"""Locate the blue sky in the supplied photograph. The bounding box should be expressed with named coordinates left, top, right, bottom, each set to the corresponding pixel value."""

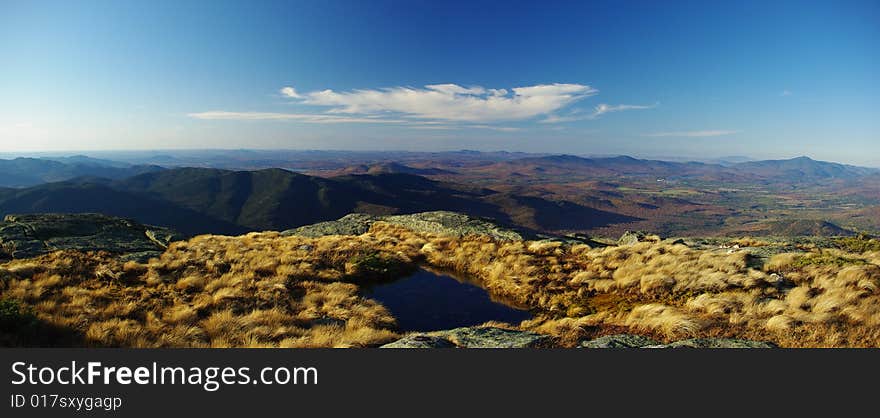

left=1, top=0, right=877, bottom=165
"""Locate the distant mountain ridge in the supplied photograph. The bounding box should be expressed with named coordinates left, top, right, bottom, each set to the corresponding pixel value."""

left=733, top=156, right=875, bottom=180
left=3, top=152, right=873, bottom=186
left=0, top=167, right=638, bottom=236
left=0, top=181, right=247, bottom=236
left=0, top=152, right=875, bottom=238
left=329, top=162, right=455, bottom=176
left=496, top=154, right=876, bottom=182
left=735, top=219, right=856, bottom=237
left=0, top=157, right=164, bottom=188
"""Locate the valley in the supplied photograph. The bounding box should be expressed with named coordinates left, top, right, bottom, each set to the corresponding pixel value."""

left=1, top=151, right=877, bottom=239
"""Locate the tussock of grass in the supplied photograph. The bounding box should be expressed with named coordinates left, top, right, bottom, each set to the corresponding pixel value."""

left=0, top=233, right=416, bottom=347
left=729, top=237, right=772, bottom=247
left=2, top=220, right=880, bottom=347
left=398, top=222, right=880, bottom=347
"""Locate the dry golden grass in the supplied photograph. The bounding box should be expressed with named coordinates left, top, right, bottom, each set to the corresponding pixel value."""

left=2, top=221, right=879, bottom=347
left=386, top=222, right=880, bottom=347
left=0, top=232, right=415, bottom=347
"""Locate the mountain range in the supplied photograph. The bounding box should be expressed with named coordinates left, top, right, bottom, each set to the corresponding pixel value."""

left=476, top=154, right=875, bottom=183
left=0, top=156, right=163, bottom=188
left=0, top=167, right=636, bottom=236
left=0, top=152, right=876, bottom=237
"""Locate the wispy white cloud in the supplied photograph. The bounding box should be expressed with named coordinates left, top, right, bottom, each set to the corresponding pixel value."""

left=195, top=82, right=659, bottom=132
left=424, top=84, right=490, bottom=96
left=540, top=112, right=585, bottom=124
left=187, top=111, right=407, bottom=124
left=280, top=86, right=302, bottom=99
left=282, top=83, right=597, bottom=123
left=406, top=124, right=521, bottom=132
left=541, top=102, right=657, bottom=123
left=406, top=125, right=457, bottom=130
left=592, top=103, right=657, bottom=118
left=642, top=130, right=740, bottom=138
left=187, top=111, right=525, bottom=132
left=467, top=125, right=521, bottom=132
left=780, top=90, right=793, bottom=97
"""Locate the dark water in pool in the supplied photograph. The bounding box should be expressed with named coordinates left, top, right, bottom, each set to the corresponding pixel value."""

left=362, top=268, right=532, bottom=332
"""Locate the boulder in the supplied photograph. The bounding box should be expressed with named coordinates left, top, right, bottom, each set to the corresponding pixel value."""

left=618, top=231, right=660, bottom=246
left=284, top=211, right=531, bottom=241
left=381, top=212, right=527, bottom=241
left=282, top=213, right=378, bottom=238
left=380, top=326, right=550, bottom=348
left=578, top=334, right=775, bottom=349
left=430, top=327, right=549, bottom=348
left=380, top=335, right=456, bottom=348
left=0, top=213, right=182, bottom=260
left=579, top=334, right=661, bottom=348
left=646, top=338, right=777, bottom=349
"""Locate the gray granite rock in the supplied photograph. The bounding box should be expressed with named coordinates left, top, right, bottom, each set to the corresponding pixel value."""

left=578, top=334, right=776, bottom=349
left=284, top=211, right=531, bottom=241
left=579, top=334, right=661, bottom=348
left=380, top=335, right=456, bottom=348
left=618, top=231, right=650, bottom=246
left=381, top=326, right=550, bottom=348
left=430, top=327, right=548, bottom=348
left=0, top=213, right=182, bottom=260
left=646, top=338, right=777, bottom=349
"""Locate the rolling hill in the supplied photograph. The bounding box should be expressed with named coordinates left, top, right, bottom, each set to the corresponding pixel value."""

left=727, top=219, right=856, bottom=237
left=0, top=157, right=164, bottom=188
left=2, top=152, right=874, bottom=238
left=115, top=168, right=380, bottom=231
left=0, top=181, right=246, bottom=236
left=0, top=168, right=638, bottom=236
left=732, top=156, right=876, bottom=180
left=468, top=154, right=876, bottom=183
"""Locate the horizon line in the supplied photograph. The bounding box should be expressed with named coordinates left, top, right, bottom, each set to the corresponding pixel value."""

left=0, top=149, right=877, bottom=168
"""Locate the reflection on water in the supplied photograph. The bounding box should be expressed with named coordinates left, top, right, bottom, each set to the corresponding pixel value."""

left=362, top=268, right=532, bottom=332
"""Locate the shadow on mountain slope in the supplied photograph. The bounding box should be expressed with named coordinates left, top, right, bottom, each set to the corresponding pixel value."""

left=1, top=168, right=639, bottom=236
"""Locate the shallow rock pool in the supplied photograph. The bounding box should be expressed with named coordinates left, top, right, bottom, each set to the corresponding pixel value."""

left=363, top=268, right=532, bottom=332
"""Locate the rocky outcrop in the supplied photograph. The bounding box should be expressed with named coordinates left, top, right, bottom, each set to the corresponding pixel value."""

left=0, top=213, right=182, bottom=261
left=380, top=326, right=549, bottom=348
left=285, top=211, right=610, bottom=245
left=283, top=213, right=377, bottom=238
left=618, top=231, right=661, bottom=246
left=380, top=335, right=457, bottom=348
left=645, top=338, right=777, bottom=349
left=384, top=330, right=776, bottom=349
left=579, top=334, right=660, bottom=348
left=284, top=211, right=531, bottom=241
left=578, top=334, right=776, bottom=349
